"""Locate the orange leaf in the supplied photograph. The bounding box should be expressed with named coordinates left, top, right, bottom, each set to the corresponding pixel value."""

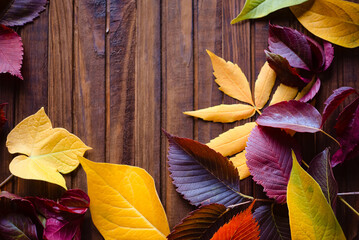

left=254, top=62, right=276, bottom=109
left=210, top=201, right=259, bottom=240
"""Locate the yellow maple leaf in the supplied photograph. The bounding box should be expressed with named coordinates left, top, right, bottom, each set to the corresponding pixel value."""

left=6, top=107, right=91, bottom=189
left=79, top=157, right=170, bottom=240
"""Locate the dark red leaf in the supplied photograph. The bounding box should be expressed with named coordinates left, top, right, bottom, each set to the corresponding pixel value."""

left=253, top=204, right=290, bottom=240
left=44, top=218, right=82, bottom=240
left=0, top=0, right=47, bottom=27
left=256, top=100, right=322, bottom=133
left=321, top=87, right=358, bottom=127
left=0, top=103, right=7, bottom=129
left=308, top=148, right=338, bottom=208
left=323, top=42, right=334, bottom=71
left=0, top=24, right=23, bottom=79
left=298, top=78, right=321, bottom=103
left=335, top=97, right=359, bottom=136
left=164, top=131, right=246, bottom=207
left=245, top=126, right=301, bottom=203
left=305, top=36, right=325, bottom=72
left=0, top=213, right=38, bottom=240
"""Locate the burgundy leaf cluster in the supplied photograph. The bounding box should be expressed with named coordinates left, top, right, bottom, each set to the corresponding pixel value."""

left=0, top=189, right=89, bottom=240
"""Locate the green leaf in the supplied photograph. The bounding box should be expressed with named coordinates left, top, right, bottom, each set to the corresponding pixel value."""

left=231, top=0, right=308, bottom=24
left=287, top=152, right=345, bottom=240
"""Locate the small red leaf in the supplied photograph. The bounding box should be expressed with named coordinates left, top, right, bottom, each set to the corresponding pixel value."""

left=298, top=78, right=321, bottom=103
left=256, top=100, right=322, bottom=133
left=0, top=103, right=7, bottom=129
left=210, top=202, right=259, bottom=240
left=323, top=42, right=334, bottom=71
left=0, top=25, right=23, bottom=79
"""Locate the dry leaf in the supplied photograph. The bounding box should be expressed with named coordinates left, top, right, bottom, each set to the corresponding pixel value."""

left=230, top=150, right=250, bottom=180
left=254, top=61, right=276, bottom=109
left=270, top=84, right=298, bottom=105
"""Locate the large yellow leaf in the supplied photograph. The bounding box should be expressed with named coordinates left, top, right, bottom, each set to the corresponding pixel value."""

left=287, top=153, right=345, bottom=240
left=230, top=150, right=250, bottom=180
left=6, top=108, right=91, bottom=189
left=184, top=104, right=255, bottom=123
left=254, top=62, right=276, bottom=109
left=270, top=84, right=298, bottom=105
left=79, top=157, right=170, bottom=240
left=207, top=122, right=256, bottom=157
left=207, top=50, right=254, bottom=105
left=291, top=0, right=359, bottom=48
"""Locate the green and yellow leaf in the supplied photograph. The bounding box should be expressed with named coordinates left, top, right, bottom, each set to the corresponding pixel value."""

left=230, top=150, right=250, bottom=180
left=254, top=61, right=276, bottom=109
left=287, top=152, right=345, bottom=240
left=79, top=157, right=170, bottom=240
left=270, top=84, right=298, bottom=105
left=6, top=108, right=91, bottom=189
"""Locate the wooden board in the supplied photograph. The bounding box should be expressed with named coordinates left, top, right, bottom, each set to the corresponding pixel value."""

left=0, top=1, right=358, bottom=239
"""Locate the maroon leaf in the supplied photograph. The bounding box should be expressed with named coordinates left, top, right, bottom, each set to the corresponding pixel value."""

left=0, top=213, right=39, bottom=240
left=164, top=131, right=246, bottom=207
left=298, top=78, right=321, bottom=103
left=253, top=204, right=290, bottom=240
left=245, top=126, right=301, bottom=203
left=0, top=0, right=47, bottom=27
left=0, top=103, right=7, bottom=129
left=308, top=148, right=338, bottom=208
left=323, top=42, right=334, bottom=71
left=44, top=218, right=82, bottom=240
left=256, top=100, right=322, bottom=133
left=305, top=36, right=325, bottom=72
left=335, top=97, right=359, bottom=136
left=321, top=87, right=358, bottom=127
left=0, top=24, right=23, bottom=79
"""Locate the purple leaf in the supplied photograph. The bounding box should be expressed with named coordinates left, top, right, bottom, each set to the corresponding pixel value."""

left=298, top=78, right=321, bottom=103
left=0, top=0, right=47, bottom=27
left=164, top=131, right=245, bottom=207
left=44, top=218, right=82, bottom=240
left=245, top=126, right=301, bottom=203
left=308, top=148, right=338, bottom=208
left=335, top=97, right=359, bottom=136
left=253, top=204, right=290, bottom=240
left=321, top=87, right=358, bottom=127
left=305, top=36, right=325, bottom=72
left=0, top=213, right=38, bottom=240
left=256, top=100, right=322, bottom=133
left=268, top=23, right=313, bottom=71
left=323, top=42, right=334, bottom=71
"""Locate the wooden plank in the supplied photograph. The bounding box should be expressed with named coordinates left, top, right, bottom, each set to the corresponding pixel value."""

left=135, top=0, right=161, bottom=191
left=161, top=0, right=195, bottom=228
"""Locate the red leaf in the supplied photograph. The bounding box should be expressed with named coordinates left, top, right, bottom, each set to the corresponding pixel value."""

left=0, top=25, right=23, bottom=79
left=0, top=103, right=7, bottom=129
left=164, top=131, right=246, bottom=207
left=256, top=100, right=322, bottom=133
left=298, top=78, right=321, bottom=103
left=245, top=126, right=301, bottom=203
left=210, top=202, right=259, bottom=240
left=323, top=42, right=334, bottom=71
left=0, top=213, right=39, bottom=240
left=0, top=0, right=47, bottom=27
left=321, top=87, right=358, bottom=127
left=335, top=97, right=359, bottom=136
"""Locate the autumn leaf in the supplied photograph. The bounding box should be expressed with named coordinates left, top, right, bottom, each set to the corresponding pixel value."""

left=6, top=107, right=91, bottom=189
left=254, top=61, right=276, bottom=109
left=0, top=103, right=7, bottom=129
left=165, top=131, right=249, bottom=207
left=269, top=84, right=298, bottom=105
left=210, top=202, right=259, bottom=240
left=230, top=151, right=250, bottom=180
left=291, top=0, right=359, bottom=48
left=231, top=0, right=307, bottom=24
left=295, top=78, right=321, bottom=103
left=0, top=213, right=39, bottom=240
left=0, top=24, right=23, bottom=80
left=245, top=125, right=301, bottom=203
left=287, top=152, right=345, bottom=239
left=0, top=0, right=47, bottom=27
left=79, top=157, right=170, bottom=240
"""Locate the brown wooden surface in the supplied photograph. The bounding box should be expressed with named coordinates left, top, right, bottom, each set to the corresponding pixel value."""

left=0, top=1, right=359, bottom=239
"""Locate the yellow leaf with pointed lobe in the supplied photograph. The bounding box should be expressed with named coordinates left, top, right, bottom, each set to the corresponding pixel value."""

left=79, top=157, right=170, bottom=240
left=207, top=122, right=256, bottom=157
left=207, top=50, right=254, bottom=105
left=184, top=104, right=255, bottom=123
left=6, top=108, right=91, bottom=189
left=287, top=152, right=345, bottom=240
left=230, top=150, right=250, bottom=180
left=291, top=0, right=359, bottom=48
left=270, top=84, right=298, bottom=105
left=254, top=62, right=276, bottom=109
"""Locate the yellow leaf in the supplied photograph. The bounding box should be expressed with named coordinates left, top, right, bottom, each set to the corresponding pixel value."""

left=291, top=0, right=359, bottom=48
left=287, top=152, right=346, bottom=240
left=6, top=108, right=91, bottom=189
left=230, top=150, right=250, bottom=180
left=207, top=50, right=254, bottom=105
left=254, top=62, right=276, bottom=109
left=79, top=157, right=170, bottom=240
left=184, top=104, right=255, bottom=123
left=207, top=122, right=256, bottom=157
left=270, top=84, right=298, bottom=105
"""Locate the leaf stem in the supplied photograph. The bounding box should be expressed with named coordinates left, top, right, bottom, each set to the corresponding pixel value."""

left=319, top=129, right=341, bottom=147
left=338, top=192, right=359, bottom=196
left=301, top=160, right=309, bottom=168
left=0, top=174, right=14, bottom=189
left=228, top=200, right=253, bottom=209
left=339, top=196, right=359, bottom=217
left=254, top=107, right=262, bottom=115
left=239, top=192, right=254, bottom=200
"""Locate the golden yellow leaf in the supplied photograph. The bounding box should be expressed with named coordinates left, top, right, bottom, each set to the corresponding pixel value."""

left=184, top=104, right=255, bottom=123
left=270, top=84, right=298, bottom=105
left=207, top=50, right=254, bottom=105
left=230, top=150, right=250, bottom=180
left=79, top=157, right=170, bottom=240
left=291, top=0, right=359, bottom=48
left=254, top=62, right=276, bottom=109
left=207, top=122, right=256, bottom=157
left=6, top=108, right=91, bottom=189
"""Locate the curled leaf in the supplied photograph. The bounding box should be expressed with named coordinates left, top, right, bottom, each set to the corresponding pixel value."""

left=295, top=78, right=321, bottom=103
left=254, top=62, right=276, bottom=109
